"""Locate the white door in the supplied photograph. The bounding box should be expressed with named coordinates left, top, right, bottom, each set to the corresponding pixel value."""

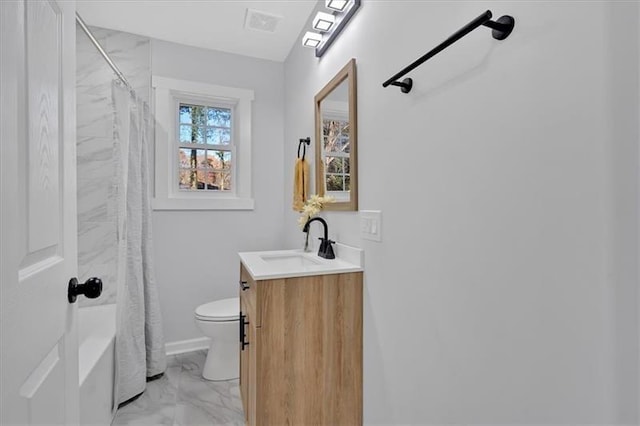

left=1, top=0, right=80, bottom=424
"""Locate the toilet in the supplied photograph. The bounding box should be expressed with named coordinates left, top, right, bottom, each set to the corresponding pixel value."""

left=194, top=297, right=240, bottom=381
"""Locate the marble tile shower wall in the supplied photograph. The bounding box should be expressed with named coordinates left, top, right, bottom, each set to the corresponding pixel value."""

left=76, top=27, right=151, bottom=307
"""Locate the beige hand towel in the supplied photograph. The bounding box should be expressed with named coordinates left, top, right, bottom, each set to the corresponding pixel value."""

left=292, top=158, right=310, bottom=211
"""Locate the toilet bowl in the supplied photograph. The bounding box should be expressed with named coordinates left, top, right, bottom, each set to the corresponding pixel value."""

left=194, top=297, right=239, bottom=381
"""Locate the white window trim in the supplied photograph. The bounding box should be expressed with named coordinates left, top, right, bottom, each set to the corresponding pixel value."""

left=152, top=76, right=254, bottom=210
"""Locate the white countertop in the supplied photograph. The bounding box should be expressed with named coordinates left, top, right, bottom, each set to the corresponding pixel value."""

left=239, top=244, right=364, bottom=281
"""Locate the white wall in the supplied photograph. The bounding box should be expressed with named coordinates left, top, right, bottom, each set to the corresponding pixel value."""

left=151, top=40, right=285, bottom=343
left=283, top=1, right=639, bottom=424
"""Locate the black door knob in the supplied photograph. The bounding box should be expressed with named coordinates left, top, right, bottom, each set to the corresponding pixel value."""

left=68, top=277, right=103, bottom=303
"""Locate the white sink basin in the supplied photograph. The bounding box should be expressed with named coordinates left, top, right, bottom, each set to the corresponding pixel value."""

left=259, top=254, right=321, bottom=268
left=239, top=247, right=363, bottom=280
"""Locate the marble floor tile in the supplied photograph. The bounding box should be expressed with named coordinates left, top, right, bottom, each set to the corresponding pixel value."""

left=111, top=350, right=244, bottom=426
left=176, top=375, right=243, bottom=425
left=111, top=365, right=181, bottom=426
left=112, top=404, right=176, bottom=426
left=173, top=401, right=243, bottom=426
left=166, top=354, right=181, bottom=368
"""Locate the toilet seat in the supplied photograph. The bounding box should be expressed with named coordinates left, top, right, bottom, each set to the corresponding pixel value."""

left=195, top=297, right=239, bottom=322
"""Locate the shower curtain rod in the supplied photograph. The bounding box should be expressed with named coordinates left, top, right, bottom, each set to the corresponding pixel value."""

left=75, top=12, right=133, bottom=90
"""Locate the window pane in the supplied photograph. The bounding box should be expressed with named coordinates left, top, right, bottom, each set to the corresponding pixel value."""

left=179, top=124, right=191, bottom=143
left=179, top=104, right=207, bottom=125
left=196, top=171, right=232, bottom=191
left=326, top=174, right=344, bottom=191
left=326, top=157, right=342, bottom=174
left=344, top=158, right=350, bottom=173
left=179, top=169, right=195, bottom=190
left=179, top=105, right=192, bottom=124
left=208, top=150, right=231, bottom=170
left=180, top=125, right=204, bottom=143
left=178, top=148, right=206, bottom=169
left=345, top=175, right=351, bottom=191
left=213, top=172, right=232, bottom=191
left=201, top=170, right=218, bottom=190
left=207, top=107, right=231, bottom=127
left=178, top=168, right=210, bottom=191
left=178, top=149, right=192, bottom=168
left=193, top=107, right=207, bottom=126
left=195, top=170, right=209, bottom=190
left=180, top=167, right=223, bottom=191
left=194, top=127, right=205, bottom=143
left=205, top=128, right=231, bottom=145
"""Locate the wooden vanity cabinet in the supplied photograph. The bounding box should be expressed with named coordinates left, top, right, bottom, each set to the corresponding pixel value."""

left=239, top=263, right=363, bottom=426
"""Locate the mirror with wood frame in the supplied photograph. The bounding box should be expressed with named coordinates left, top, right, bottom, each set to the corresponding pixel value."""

left=315, top=58, right=357, bottom=211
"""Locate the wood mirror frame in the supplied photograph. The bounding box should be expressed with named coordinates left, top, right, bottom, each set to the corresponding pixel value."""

left=314, top=58, right=358, bottom=211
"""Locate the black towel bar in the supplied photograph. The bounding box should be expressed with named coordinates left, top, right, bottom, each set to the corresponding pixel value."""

left=382, top=10, right=515, bottom=94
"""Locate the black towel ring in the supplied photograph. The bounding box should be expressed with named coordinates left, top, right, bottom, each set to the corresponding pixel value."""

left=298, top=137, right=311, bottom=160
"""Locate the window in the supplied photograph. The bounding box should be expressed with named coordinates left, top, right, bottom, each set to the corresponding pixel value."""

left=323, top=116, right=350, bottom=195
left=321, top=108, right=350, bottom=202
left=152, top=76, right=254, bottom=210
left=177, top=103, right=232, bottom=192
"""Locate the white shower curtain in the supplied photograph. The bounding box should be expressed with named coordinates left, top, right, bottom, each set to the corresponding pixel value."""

left=112, top=80, right=167, bottom=407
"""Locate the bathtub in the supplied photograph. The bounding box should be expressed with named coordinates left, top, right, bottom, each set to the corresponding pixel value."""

left=78, top=304, right=116, bottom=426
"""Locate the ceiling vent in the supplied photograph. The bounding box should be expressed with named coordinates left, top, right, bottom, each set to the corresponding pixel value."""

left=244, top=8, right=282, bottom=33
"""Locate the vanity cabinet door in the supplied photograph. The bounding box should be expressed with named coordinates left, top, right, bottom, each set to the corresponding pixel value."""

left=239, top=297, right=249, bottom=421
left=240, top=264, right=258, bottom=424
left=247, top=320, right=257, bottom=426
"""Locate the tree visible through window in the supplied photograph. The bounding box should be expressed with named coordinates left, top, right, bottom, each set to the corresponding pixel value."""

left=178, top=103, right=232, bottom=191
left=322, top=117, right=350, bottom=192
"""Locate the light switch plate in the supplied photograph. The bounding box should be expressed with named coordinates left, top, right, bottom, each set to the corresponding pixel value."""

left=360, top=210, right=382, bottom=242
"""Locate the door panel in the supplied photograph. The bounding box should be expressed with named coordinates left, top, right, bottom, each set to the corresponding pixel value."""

left=26, top=0, right=61, bottom=251
left=19, top=343, right=65, bottom=425
left=1, top=0, right=79, bottom=424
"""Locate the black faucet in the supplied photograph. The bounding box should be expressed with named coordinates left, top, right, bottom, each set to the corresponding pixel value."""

left=302, top=217, right=335, bottom=259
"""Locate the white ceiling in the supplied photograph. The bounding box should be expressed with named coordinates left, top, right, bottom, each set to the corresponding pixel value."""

left=76, top=1, right=318, bottom=62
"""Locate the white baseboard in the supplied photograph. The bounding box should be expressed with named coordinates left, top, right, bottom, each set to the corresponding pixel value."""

left=165, top=337, right=211, bottom=356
